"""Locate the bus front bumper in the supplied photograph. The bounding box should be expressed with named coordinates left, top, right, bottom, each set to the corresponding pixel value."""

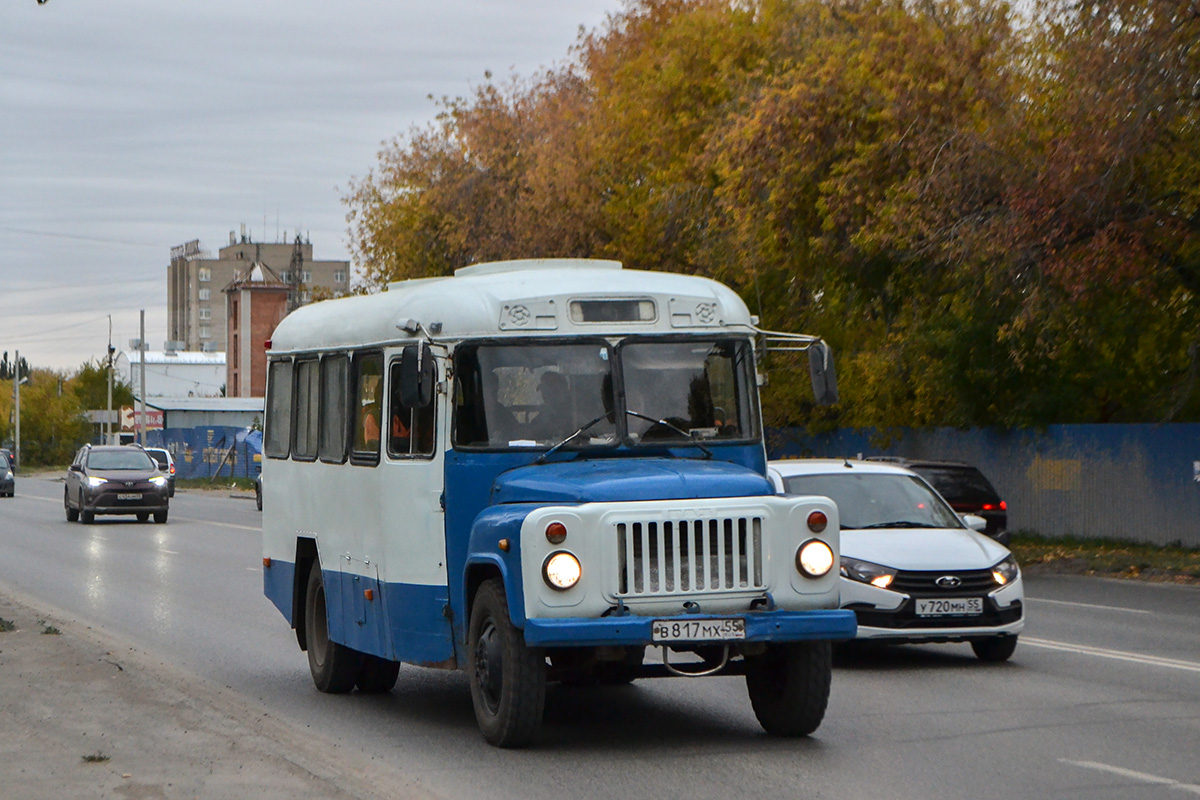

left=522, top=608, right=857, bottom=648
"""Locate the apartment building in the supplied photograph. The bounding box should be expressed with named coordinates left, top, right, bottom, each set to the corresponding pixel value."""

left=167, top=227, right=350, bottom=352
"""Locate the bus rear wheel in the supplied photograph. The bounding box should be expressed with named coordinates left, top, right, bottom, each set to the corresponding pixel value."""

left=745, top=641, right=832, bottom=737
left=468, top=578, right=545, bottom=747
left=305, top=565, right=363, bottom=693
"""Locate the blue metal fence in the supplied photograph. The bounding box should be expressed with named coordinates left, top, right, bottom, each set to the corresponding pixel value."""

left=144, top=426, right=263, bottom=480
left=770, top=424, right=1200, bottom=547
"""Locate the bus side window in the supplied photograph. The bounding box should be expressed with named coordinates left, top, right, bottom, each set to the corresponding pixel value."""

left=389, top=354, right=437, bottom=458
left=292, top=359, right=320, bottom=460
left=319, top=354, right=350, bottom=464
left=265, top=359, right=293, bottom=459
left=352, top=352, right=384, bottom=465
left=387, top=359, right=413, bottom=457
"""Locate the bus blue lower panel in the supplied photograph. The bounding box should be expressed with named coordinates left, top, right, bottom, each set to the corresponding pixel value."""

left=263, top=561, right=455, bottom=666
left=522, top=609, right=857, bottom=648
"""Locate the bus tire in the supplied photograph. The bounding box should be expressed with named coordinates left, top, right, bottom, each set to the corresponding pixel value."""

left=305, top=565, right=363, bottom=693
left=65, top=489, right=78, bottom=522
left=468, top=578, right=545, bottom=748
left=355, top=655, right=401, bottom=694
left=745, top=641, right=832, bottom=737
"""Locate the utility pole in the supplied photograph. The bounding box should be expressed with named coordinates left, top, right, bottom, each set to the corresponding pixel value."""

left=138, top=309, right=147, bottom=446
left=106, top=315, right=114, bottom=444
left=13, top=349, right=20, bottom=470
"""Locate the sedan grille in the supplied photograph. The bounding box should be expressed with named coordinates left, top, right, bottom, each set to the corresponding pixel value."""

left=890, top=568, right=999, bottom=596
left=616, top=517, right=764, bottom=597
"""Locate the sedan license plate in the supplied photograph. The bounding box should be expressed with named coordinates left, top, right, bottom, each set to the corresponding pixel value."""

left=651, top=618, right=745, bottom=643
left=116, top=492, right=141, bottom=501
left=916, top=597, right=983, bottom=617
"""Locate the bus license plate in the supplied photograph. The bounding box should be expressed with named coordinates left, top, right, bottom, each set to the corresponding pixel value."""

left=916, top=597, right=983, bottom=617
left=117, top=493, right=141, bottom=501
left=651, top=618, right=745, bottom=642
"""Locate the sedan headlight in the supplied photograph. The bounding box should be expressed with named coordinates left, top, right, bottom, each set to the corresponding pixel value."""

left=992, top=555, right=1020, bottom=586
left=841, top=557, right=898, bottom=590
left=150, top=476, right=168, bottom=487
left=543, top=552, right=582, bottom=591
left=86, top=476, right=107, bottom=488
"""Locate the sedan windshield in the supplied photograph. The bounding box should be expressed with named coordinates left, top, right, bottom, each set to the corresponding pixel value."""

left=782, top=473, right=962, bottom=530
left=87, top=450, right=156, bottom=470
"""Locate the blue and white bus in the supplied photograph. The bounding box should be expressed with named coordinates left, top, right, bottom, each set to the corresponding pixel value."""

left=261, top=259, right=855, bottom=746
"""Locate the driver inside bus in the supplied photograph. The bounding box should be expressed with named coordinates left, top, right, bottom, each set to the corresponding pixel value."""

left=530, top=370, right=571, bottom=440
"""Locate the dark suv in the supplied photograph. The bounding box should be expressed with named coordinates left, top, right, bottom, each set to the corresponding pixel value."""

left=867, top=457, right=1008, bottom=543
left=65, top=444, right=170, bottom=524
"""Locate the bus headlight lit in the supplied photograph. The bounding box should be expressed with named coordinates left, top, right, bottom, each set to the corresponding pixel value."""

left=543, top=552, right=582, bottom=591
left=796, top=539, right=835, bottom=578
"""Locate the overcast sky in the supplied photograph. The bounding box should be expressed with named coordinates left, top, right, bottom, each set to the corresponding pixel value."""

left=0, top=0, right=622, bottom=373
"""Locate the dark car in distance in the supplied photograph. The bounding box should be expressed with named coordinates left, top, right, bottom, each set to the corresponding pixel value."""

left=0, top=452, right=13, bottom=497
left=867, top=458, right=1008, bottom=543
left=64, top=444, right=170, bottom=524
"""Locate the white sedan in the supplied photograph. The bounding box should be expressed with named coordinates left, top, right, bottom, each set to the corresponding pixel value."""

left=769, top=459, right=1024, bottom=661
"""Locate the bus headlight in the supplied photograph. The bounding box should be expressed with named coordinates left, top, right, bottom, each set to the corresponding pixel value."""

left=796, top=539, right=835, bottom=578
left=543, top=552, right=582, bottom=591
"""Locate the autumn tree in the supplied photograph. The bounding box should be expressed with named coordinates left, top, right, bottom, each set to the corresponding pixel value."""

left=343, top=0, right=1200, bottom=428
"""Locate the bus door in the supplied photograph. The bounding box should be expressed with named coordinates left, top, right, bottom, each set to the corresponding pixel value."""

left=377, top=345, right=453, bottom=664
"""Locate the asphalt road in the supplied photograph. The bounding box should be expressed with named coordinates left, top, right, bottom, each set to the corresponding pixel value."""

left=2, top=474, right=1198, bottom=800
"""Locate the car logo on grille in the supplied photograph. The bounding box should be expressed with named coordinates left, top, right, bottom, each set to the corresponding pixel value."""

left=125, top=481, right=134, bottom=488
left=935, top=575, right=962, bottom=588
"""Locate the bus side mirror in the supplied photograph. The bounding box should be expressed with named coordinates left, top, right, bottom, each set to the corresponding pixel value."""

left=808, top=341, right=839, bottom=406
left=399, top=343, right=436, bottom=408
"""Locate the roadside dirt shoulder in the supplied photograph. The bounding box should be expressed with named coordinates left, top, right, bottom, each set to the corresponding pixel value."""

left=0, top=589, right=440, bottom=800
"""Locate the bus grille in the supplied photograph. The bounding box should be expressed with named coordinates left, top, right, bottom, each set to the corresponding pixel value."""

left=616, top=517, right=764, bottom=597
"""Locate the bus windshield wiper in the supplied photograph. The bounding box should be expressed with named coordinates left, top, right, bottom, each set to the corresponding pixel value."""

left=625, top=410, right=713, bottom=459
left=535, top=413, right=612, bottom=464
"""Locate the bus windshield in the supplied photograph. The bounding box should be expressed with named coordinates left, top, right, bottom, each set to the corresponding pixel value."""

left=453, top=337, right=757, bottom=450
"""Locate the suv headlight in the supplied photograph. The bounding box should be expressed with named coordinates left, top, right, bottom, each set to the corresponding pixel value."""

left=150, top=476, right=168, bottom=488
left=841, top=557, right=897, bottom=590
left=86, top=476, right=107, bottom=488
left=992, top=555, right=1020, bottom=586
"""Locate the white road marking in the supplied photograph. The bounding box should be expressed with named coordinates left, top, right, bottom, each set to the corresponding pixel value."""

left=171, top=517, right=260, bottom=532
left=17, top=496, right=260, bottom=532
left=1059, top=759, right=1200, bottom=795
left=1025, top=637, right=1200, bottom=674
left=1026, top=596, right=1150, bottom=614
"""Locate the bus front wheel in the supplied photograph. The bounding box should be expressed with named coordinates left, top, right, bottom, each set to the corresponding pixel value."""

left=745, top=641, right=832, bottom=737
left=467, top=578, right=546, bottom=748
left=304, top=565, right=363, bottom=693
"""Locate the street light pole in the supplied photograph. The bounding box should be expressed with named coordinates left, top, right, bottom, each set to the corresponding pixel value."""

left=138, top=309, right=147, bottom=446
left=13, top=349, right=20, bottom=470
left=106, top=315, right=114, bottom=445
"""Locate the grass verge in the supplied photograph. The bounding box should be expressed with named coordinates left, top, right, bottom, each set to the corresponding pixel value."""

left=1010, top=532, right=1200, bottom=585
left=175, top=476, right=257, bottom=492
